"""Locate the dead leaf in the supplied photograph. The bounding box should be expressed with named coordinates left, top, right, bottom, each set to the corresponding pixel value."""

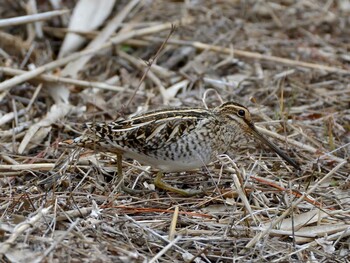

left=58, top=0, right=116, bottom=58
left=18, top=103, right=71, bottom=154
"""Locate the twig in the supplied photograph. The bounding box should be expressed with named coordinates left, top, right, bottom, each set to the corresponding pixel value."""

left=250, top=175, right=326, bottom=208
left=0, top=10, right=69, bottom=28
left=273, top=227, right=350, bottom=262
left=0, top=206, right=52, bottom=255
left=55, top=207, right=93, bottom=222
left=140, top=37, right=350, bottom=75
left=0, top=22, right=181, bottom=92
left=148, top=236, right=182, bottom=263
left=125, top=215, right=192, bottom=256
left=0, top=163, right=55, bottom=172
left=125, top=24, right=176, bottom=108
left=169, top=206, right=179, bottom=241
left=31, top=219, right=80, bottom=263
left=0, top=66, right=142, bottom=94
left=245, top=160, right=347, bottom=248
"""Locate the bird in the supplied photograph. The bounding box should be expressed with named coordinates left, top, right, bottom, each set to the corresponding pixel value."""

left=63, top=102, right=300, bottom=196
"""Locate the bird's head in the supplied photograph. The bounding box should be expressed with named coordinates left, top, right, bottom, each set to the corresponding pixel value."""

left=215, top=102, right=300, bottom=170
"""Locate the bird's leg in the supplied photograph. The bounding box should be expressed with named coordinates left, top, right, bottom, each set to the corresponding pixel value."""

left=116, top=155, right=203, bottom=196
left=116, top=153, right=124, bottom=185
left=116, top=153, right=153, bottom=195
left=154, top=172, right=206, bottom=196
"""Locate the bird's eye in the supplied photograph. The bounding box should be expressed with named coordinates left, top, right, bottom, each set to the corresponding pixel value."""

left=237, top=109, right=245, bottom=117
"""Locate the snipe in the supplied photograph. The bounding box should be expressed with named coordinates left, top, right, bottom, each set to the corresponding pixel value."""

left=63, top=102, right=299, bottom=195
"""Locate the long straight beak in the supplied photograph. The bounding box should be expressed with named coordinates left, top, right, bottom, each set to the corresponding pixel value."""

left=250, top=125, right=300, bottom=170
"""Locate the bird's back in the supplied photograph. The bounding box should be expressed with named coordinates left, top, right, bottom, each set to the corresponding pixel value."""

left=73, top=107, right=224, bottom=172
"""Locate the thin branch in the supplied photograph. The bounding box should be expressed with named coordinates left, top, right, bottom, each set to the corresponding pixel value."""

left=0, top=10, right=69, bottom=28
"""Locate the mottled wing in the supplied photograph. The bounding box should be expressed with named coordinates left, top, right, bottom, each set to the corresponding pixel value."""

left=85, top=108, right=209, bottom=152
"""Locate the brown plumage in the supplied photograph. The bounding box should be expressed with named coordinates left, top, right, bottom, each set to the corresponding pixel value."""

left=67, top=102, right=299, bottom=172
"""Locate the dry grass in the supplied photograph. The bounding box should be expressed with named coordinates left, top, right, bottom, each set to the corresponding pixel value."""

left=0, top=1, right=349, bottom=262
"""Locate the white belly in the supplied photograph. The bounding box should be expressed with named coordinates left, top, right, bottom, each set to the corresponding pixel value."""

left=124, top=150, right=211, bottom=172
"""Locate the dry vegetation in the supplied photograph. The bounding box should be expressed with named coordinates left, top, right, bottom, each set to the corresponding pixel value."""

left=0, top=0, right=350, bottom=262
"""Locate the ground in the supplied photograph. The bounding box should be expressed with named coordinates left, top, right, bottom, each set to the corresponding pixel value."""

left=0, top=1, right=349, bottom=262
